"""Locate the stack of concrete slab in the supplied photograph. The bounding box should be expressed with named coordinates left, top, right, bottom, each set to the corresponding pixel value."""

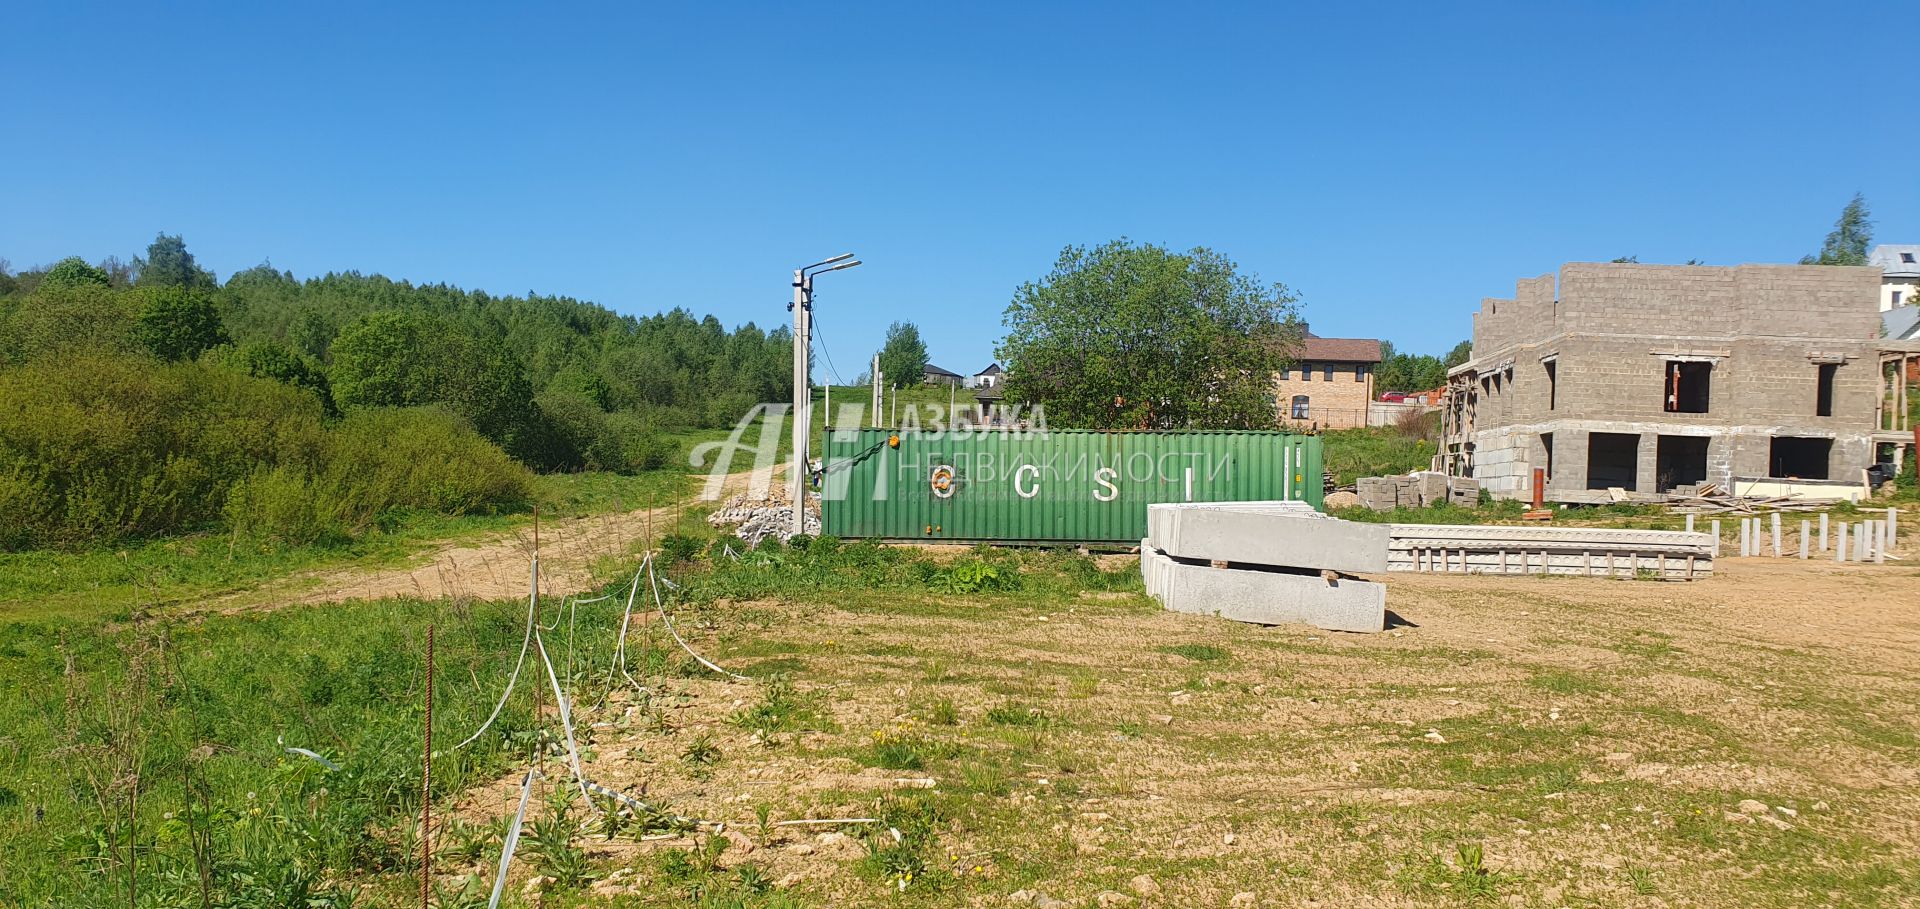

left=1387, top=524, right=1714, bottom=579
left=1142, top=502, right=1389, bottom=633
left=1356, top=473, right=1478, bottom=512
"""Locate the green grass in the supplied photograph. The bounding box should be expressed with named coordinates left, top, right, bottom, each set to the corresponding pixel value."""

left=0, top=588, right=605, bottom=907
left=1321, top=425, right=1439, bottom=485
left=1157, top=643, right=1231, bottom=662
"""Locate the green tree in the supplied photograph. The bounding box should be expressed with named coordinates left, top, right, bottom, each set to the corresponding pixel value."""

left=1442, top=340, right=1473, bottom=369
left=220, top=339, right=333, bottom=412
left=135, top=233, right=218, bottom=288
left=877, top=321, right=929, bottom=389
left=41, top=256, right=110, bottom=289
left=998, top=239, right=1301, bottom=429
left=330, top=311, right=568, bottom=469
left=1801, top=193, right=1873, bottom=266
left=132, top=286, right=230, bottom=361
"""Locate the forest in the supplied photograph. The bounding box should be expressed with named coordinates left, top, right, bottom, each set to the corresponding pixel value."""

left=0, top=234, right=793, bottom=549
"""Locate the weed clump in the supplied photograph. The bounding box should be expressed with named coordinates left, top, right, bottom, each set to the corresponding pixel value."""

left=729, top=677, right=836, bottom=735
left=1158, top=643, right=1231, bottom=662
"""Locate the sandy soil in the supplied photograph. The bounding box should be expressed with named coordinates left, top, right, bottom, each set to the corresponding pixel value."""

left=255, top=469, right=766, bottom=607
left=437, top=552, right=1920, bottom=908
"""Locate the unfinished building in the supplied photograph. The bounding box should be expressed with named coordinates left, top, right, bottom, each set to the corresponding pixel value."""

left=1441, top=263, right=1915, bottom=503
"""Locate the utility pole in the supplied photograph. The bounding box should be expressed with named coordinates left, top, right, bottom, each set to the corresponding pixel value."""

left=790, top=269, right=810, bottom=537
left=790, top=254, right=862, bottom=537
left=872, top=353, right=882, bottom=426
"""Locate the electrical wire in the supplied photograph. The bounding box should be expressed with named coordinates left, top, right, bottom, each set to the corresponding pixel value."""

left=808, top=310, right=849, bottom=386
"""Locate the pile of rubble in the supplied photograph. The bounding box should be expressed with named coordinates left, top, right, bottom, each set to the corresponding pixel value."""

left=1355, top=471, right=1478, bottom=512
left=706, top=486, right=821, bottom=546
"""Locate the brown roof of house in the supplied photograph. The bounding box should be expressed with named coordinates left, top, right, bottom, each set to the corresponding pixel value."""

left=1298, top=337, right=1382, bottom=363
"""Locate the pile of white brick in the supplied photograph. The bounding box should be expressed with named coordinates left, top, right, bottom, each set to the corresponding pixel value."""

left=1141, top=502, right=1389, bottom=633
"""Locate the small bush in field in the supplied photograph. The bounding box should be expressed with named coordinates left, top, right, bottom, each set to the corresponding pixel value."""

left=659, top=534, right=703, bottom=563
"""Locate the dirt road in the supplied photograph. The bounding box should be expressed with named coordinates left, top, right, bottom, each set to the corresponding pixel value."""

left=279, top=468, right=764, bottom=606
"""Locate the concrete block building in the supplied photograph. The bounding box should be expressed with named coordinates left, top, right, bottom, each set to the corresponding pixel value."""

left=1441, top=262, right=1912, bottom=503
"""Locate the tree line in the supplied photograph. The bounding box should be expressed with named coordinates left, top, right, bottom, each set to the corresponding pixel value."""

left=0, top=234, right=793, bottom=548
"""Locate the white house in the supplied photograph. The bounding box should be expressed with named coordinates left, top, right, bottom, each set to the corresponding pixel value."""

left=967, top=363, right=1004, bottom=390
left=1869, top=244, right=1920, bottom=311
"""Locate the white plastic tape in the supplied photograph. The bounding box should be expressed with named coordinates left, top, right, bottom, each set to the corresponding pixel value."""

left=454, top=558, right=541, bottom=751
left=488, top=769, right=542, bottom=909
left=649, top=558, right=748, bottom=681
left=533, top=628, right=594, bottom=807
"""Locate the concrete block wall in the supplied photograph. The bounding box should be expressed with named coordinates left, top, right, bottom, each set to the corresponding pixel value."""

left=1453, top=262, right=1886, bottom=498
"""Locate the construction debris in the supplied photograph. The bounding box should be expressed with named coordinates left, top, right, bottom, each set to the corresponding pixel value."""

left=1664, top=492, right=1840, bottom=515
left=706, top=486, right=821, bottom=545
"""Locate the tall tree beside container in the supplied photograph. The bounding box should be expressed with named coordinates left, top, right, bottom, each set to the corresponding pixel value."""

left=998, top=239, right=1303, bottom=429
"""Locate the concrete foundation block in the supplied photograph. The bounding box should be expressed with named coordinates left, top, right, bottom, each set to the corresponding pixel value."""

left=1147, top=502, right=1389, bottom=574
left=1141, top=545, right=1385, bottom=633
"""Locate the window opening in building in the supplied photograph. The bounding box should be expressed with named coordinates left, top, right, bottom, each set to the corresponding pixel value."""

left=1663, top=361, right=1710, bottom=413
left=1586, top=432, right=1640, bottom=491
left=1290, top=395, right=1310, bottom=420
left=1655, top=435, right=1709, bottom=491
left=1544, top=360, right=1557, bottom=410
left=1769, top=437, right=1831, bottom=480
left=1816, top=363, right=1837, bottom=417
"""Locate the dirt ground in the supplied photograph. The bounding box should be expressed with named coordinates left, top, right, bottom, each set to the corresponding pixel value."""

left=438, top=554, right=1920, bottom=908
left=230, top=470, right=765, bottom=608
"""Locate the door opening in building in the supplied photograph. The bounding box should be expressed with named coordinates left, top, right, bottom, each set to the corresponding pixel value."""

left=1655, top=435, right=1709, bottom=491
left=1586, top=432, right=1640, bottom=491
left=1664, top=361, right=1711, bottom=413
left=1540, top=432, right=1554, bottom=480
left=1815, top=363, right=1837, bottom=417
left=1768, top=437, right=1831, bottom=480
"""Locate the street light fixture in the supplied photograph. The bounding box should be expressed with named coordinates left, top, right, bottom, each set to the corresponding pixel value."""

left=791, top=253, right=862, bottom=535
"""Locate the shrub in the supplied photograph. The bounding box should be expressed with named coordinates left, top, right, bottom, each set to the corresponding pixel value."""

left=225, top=408, right=533, bottom=545
left=0, top=283, right=138, bottom=366
left=0, top=353, right=326, bottom=547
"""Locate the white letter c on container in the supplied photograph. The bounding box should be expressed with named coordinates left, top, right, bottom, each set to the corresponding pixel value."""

left=1014, top=464, right=1041, bottom=499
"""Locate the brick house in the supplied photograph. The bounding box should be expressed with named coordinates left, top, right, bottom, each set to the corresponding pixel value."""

left=1441, top=262, right=1914, bottom=502
left=1275, top=333, right=1382, bottom=429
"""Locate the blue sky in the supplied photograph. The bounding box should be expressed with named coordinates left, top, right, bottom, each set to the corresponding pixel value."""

left=4, top=2, right=1915, bottom=374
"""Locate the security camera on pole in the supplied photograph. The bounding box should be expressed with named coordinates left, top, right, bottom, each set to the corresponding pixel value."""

left=790, top=253, right=862, bottom=537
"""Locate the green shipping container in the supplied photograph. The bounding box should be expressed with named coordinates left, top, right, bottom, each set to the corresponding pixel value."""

left=822, top=428, right=1322, bottom=543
